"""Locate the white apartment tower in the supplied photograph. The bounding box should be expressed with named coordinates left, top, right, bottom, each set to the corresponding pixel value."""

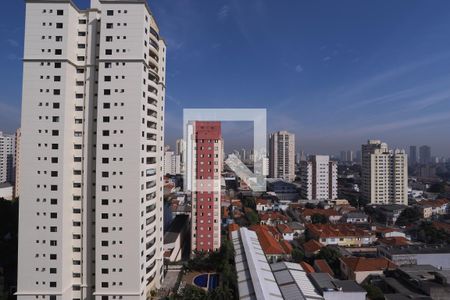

left=269, top=131, right=295, bottom=182
left=361, top=140, right=408, bottom=205
left=164, top=150, right=181, bottom=175
left=0, top=131, right=16, bottom=184
left=300, top=155, right=337, bottom=200
left=17, top=1, right=166, bottom=299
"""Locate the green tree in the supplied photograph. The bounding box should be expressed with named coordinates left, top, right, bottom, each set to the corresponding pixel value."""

left=395, top=207, right=421, bottom=226
left=246, top=210, right=259, bottom=225
left=428, top=182, right=446, bottom=193
left=363, top=284, right=385, bottom=300
left=316, top=247, right=342, bottom=276
left=292, top=248, right=304, bottom=263
left=182, top=285, right=207, bottom=299
left=311, top=213, right=328, bottom=224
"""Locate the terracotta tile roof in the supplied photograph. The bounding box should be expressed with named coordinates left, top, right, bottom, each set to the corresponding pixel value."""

left=418, top=198, right=449, bottom=208
left=259, top=211, right=289, bottom=222
left=432, top=221, right=450, bottom=233
left=378, top=237, right=410, bottom=246
left=256, top=199, right=270, bottom=206
left=307, top=223, right=373, bottom=238
left=314, top=259, right=334, bottom=276
left=249, top=224, right=281, bottom=240
left=277, top=224, right=293, bottom=234
left=340, top=257, right=397, bottom=272
left=280, top=240, right=293, bottom=254
left=302, top=240, right=324, bottom=253
left=300, top=261, right=315, bottom=273
left=252, top=226, right=286, bottom=255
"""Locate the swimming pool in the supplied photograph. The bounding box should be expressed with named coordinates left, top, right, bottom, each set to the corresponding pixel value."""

left=193, top=273, right=219, bottom=291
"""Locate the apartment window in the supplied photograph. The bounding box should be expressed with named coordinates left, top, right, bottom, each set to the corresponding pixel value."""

left=78, top=31, right=86, bottom=36
left=53, top=89, right=60, bottom=95
left=102, top=282, right=109, bottom=288
left=54, top=76, right=61, bottom=82
left=54, top=62, right=61, bottom=68
left=50, top=213, right=57, bottom=218
left=77, top=68, right=85, bottom=74
left=51, top=144, right=58, bottom=149
left=50, top=282, right=57, bottom=288
left=50, top=227, right=57, bottom=233
left=56, top=36, right=63, bottom=42
left=104, top=76, right=111, bottom=82
left=56, top=23, right=63, bottom=28
left=52, top=130, right=59, bottom=136
left=50, top=240, right=57, bottom=246
left=107, top=10, right=114, bottom=16
left=106, top=36, right=113, bottom=42
left=76, top=94, right=83, bottom=99
left=57, top=9, right=64, bottom=15
left=78, top=44, right=86, bottom=49
left=101, top=199, right=109, bottom=205
left=53, top=103, right=60, bottom=109
left=51, top=157, right=58, bottom=163
left=101, top=213, right=108, bottom=219
left=103, top=116, right=110, bottom=123
left=51, top=171, right=58, bottom=177
left=102, top=144, right=109, bottom=150
left=50, top=185, right=58, bottom=191
left=106, top=23, right=113, bottom=29
left=79, top=19, right=87, bottom=24
left=51, top=199, right=57, bottom=205
left=102, top=158, right=109, bottom=164
left=103, top=103, right=110, bottom=109
left=105, top=49, right=112, bottom=55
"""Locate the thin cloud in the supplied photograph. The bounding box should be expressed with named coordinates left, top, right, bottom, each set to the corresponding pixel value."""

left=295, top=64, right=303, bottom=73
left=218, top=5, right=230, bottom=21
left=323, top=56, right=331, bottom=62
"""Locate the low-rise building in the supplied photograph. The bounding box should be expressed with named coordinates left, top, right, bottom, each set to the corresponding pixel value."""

left=256, top=199, right=273, bottom=212
left=378, top=244, right=450, bottom=269
left=307, top=223, right=376, bottom=247
left=370, top=204, right=407, bottom=225
left=314, top=259, right=334, bottom=276
left=271, top=262, right=324, bottom=300
left=0, top=183, right=13, bottom=201
left=308, top=272, right=367, bottom=300
left=301, top=208, right=342, bottom=223
left=370, top=265, right=450, bottom=300
left=251, top=225, right=289, bottom=262
left=340, top=256, right=397, bottom=283
left=417, top=199, right=449, bottom=217
left=343, top=211, right=368, bottom=224
left=259, top=211, right=289, bottom=226
left=277, top=224, right=294, bottom=241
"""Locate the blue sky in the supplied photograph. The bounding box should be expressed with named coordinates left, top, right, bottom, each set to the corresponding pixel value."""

left=1, top=0, right=450, bottom=156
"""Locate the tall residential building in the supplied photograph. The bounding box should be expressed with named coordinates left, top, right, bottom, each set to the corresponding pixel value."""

left=14, top=128, right=21, bottom=198
left=175, top=138, right=185, bottom=173
left=188, top=121, right=223, bottom=253
left=164, top=150, right=181, bottom=175
left=0, top=131, right=15, bottom=184
left=17, top=0, right=166, bottom=298
left=361, top=140, right=408, bottom=205
left=419, top=145, right=431, bottom=164
left=269, top=131, right=295, bottom=182
left=409, top=146, right=417, bottom=166
left=300, top=155, right=337, bottom=200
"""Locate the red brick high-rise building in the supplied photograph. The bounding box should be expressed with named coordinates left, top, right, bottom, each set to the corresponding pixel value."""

left=190, top=121, right=223, bottom=252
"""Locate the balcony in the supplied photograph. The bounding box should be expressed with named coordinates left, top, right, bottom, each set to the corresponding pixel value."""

left=147, top=109, right=157, bottom=118
left=146, top=133, right=157, bottom=141
left=147, top=121, right=157, bottom=129
left=146, top=204, right=156, bottom=213
left=147, top=97, right=158, bottom=107
left=146, top=181, right=156, bottom=189
left=148, top=86, right=158, bottom=96
left=146, top=168, right=156, bottom=177
left=146, top=237, right=156, bottom=250
left=146, top=157, right=156, bottom=165
left=146, top=226, right=156, bottom=237
left=147, top=145, right=156, bottom=153
left=146, top=215, right=156, bottom=226
left=146, top=192, right=156, bottom=201
left=146, top=249, right=156, bottom=262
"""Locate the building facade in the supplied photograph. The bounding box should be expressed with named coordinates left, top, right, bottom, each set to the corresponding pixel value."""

left=14, top=128, right=21, bottom=198
left=419, top=145, right=431, bottom=164
left=189, top=121, right=223, bottom=252
left=17, top=0, right=166, bottom=299
left=361, top=140, right=408, bottom=205
left=409, top=145, right=417, bottom=166
left=164, top=150, right=181, bottom=175
left=0, top=131, right=15, bottom=184
left=300, top=155, right=337, bottom=200
left=269, top=131, right=295, bottom=182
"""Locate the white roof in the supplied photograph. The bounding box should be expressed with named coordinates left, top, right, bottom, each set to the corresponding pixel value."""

left=232, top=228, right=283, bottom=300
left=271, top=262, right=324, bottom=300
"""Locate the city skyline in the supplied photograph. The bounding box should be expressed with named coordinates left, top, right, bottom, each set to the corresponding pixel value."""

left=1, top=0, right=450, bottom=157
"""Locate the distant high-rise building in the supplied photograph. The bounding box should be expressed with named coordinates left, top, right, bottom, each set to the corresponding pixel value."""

left=269, top=131, right=295, bottom=182
left=0, top=131, right=15, bottom=184
left=409, top=146, right=417, bottom=166
left=164, top=150, right=181, bottom=175
left=340, top=151, right=347, bottom=162
left=419, top=145, right=431, bottom=164
left=300, top=155, right=337, bottom=200
left=361, top=140, right=408, bottom=205
left=17, top=0, right=167, bottom=297
left=240, top=148, right=247, bottom=162
left=188, top=121, right=223, bottom=252
left=347, top=150, right=354, bottom=162
left=355, top=150, right=362, bottom=163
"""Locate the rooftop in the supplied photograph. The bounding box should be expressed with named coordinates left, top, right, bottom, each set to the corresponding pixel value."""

left=232, top=228, right=283, bottom=300
left=314, top=260, right=334, bottom=276
left=307, top=223, right=373, bottom=239
left=303, top=240, right=324, bottom=253
left=271, top=262, right=324, bottom=300
left=379, top=243, right=450, bottom=255
left=340, top=257, right=397, bottom=272
left=308, top=272, right=366, bottom=294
